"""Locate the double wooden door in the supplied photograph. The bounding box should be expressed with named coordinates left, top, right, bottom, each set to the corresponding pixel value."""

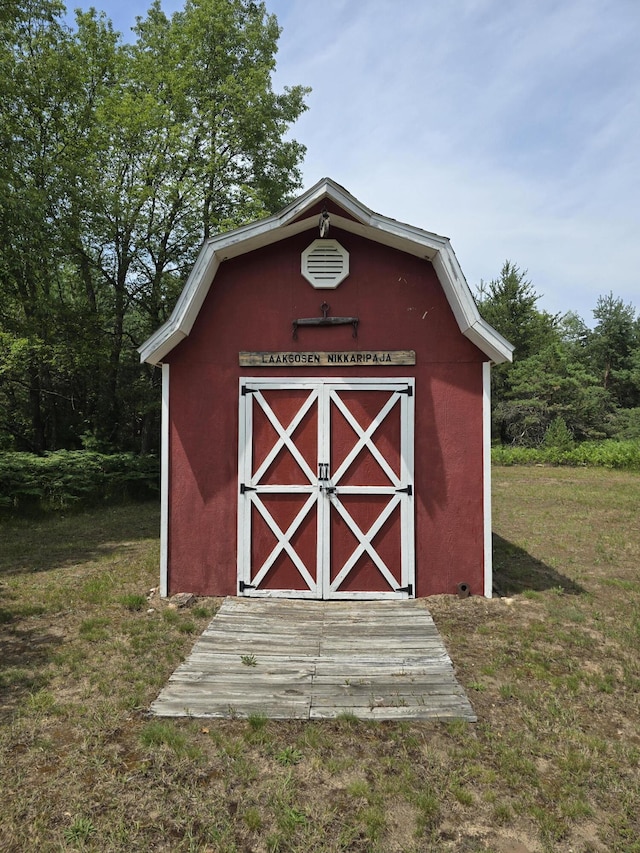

left=237, top=378, right=415, bottom=599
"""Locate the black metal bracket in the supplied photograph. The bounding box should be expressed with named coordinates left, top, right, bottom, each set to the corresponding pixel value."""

left=397, top=584, right=413, bottom=596
left=239, top=581, right=256, bottom=592
left=396, top=485, right=412, bottom=496
left=398, top=386, right=413, bottom=396
left=240, top=483, right=257, bottom=494
left=293, top=302, right=359, bottom=340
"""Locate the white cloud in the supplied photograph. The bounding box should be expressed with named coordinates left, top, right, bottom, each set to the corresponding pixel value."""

left=272, top=0, right=640, bottom=323
left=72, top=0, right=640, bottom=323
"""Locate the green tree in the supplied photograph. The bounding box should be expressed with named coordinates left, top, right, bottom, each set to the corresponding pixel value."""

left=0, top=1, right=117, bottom=451
left=499, top=341, right=610, bottom=445
left=476, top=261, right=559, bottom=361
left=586, top=293, right=640, bottom=409
left=558, top=310, right=590, bottom=354
left=71, top=0, right=309, bottom=448
left=0, top=0, right=309, bottom=452
left=476, top=261, right=560, bottom=444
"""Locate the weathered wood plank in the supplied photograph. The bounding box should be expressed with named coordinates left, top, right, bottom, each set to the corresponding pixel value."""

left=169, top=670, right=315, bottom=684
left=314, top=657, right=452, bottom=671
left=309, top=688, right=470, bottom=704
left=172, top=656, right=316, bottom=669
left=152, top=700, right=311, bottom=719
left=322, top=677, right=459, bottom=689
left=150, top=597, right=477, bottom=722
left=310, top=705, right=477, bottom=722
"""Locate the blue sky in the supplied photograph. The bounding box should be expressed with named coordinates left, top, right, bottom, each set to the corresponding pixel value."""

left=68, top=0, right=640, bottom=325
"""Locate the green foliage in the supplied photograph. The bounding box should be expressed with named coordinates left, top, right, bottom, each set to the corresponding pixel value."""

left=478, top=262, right=640, bottom=448
left=140, top=720, right=187, bottom=752
left=607, top=407, right=640, bottom=440
left=492, top=439, right=640, bottom=470
left=247, top=713, right=268, bottom=731
left=63, top=815, right=97, bottom=845
left=477, top=261, right=559, bottom=361
left=504, top=342, right=610, bottom=444
left=588, top=293, right=640, bottom=408
left=79, top=617, right=111, bottom=642
left=0, top=450, right=159, bottom=513
left=543, top=417, right=575, bottom=451
left=119, top=593, right=148, bottom=612
left=0, top=0, right=308, bottom=454
left=276, top=746, right=303, bottom=766
left=242, top=807, right=263, bottom=832
left=477, top=262, right=562, bottom=445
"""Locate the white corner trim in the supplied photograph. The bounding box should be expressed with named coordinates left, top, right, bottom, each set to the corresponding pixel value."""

left=160, top=363, right=170, bottom=598
left=466, top=317, right=514, bottom=365
left=483, top=362, right=493, bottom=598
left=138, top=252, right=221, bottom=365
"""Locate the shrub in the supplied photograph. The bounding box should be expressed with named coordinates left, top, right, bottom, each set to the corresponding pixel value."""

left=0, top=451, right=159, bottom=514
left=119, top=593, right=148, bottom=612
left=543, top=417, right=575, bottom=451
left=492, top=440, right=640, bottom=470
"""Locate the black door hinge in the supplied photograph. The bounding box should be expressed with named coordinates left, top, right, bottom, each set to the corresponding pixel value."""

left=240, top=483, right=257, bottom=494
left=239, top=581, right=256, bottom=592
left=241, top=386, right=256, bottom=396
left=398, top=386, right=413, bottom=396
left=397, top=584, right=413, bottom=596
left=396, top=485, right=412, bottom=495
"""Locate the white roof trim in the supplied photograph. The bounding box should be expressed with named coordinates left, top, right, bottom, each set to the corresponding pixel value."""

left=139, top=178, right=514, bottom=365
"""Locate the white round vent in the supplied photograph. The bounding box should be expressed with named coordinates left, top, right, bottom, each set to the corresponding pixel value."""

left=301, top=239, right=349, bottom=289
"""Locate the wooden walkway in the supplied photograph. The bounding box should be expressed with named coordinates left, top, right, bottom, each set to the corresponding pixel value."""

left=151, top=598, right=477, bottom=721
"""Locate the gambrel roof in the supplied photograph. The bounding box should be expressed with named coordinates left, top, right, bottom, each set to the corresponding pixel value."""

left=139, top=178, right=514, bottom=365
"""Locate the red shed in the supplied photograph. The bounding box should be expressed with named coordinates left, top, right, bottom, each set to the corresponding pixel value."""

left=140, top=179, right=513, bottom=600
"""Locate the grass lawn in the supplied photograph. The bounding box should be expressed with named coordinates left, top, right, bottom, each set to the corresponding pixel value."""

left=0, top=467, right=639, bottom=852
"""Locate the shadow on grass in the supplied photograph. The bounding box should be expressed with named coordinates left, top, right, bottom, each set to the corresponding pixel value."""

left=0, top=606, right=63, bottom=720
left=0, top=500, right=159, bottom=577
left=492, top=533, right=584, bottom=596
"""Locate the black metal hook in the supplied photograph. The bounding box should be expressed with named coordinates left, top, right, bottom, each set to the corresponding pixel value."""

left=292, top=303, right=359, bottom=340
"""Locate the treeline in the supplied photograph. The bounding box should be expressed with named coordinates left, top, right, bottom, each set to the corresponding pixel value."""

left=0, top=450, right=159, bottom=512
left=2, top=4, right=637, bottom=459
left=478, top=262, right=640, bottom=447
left=0, top=0, right=308, bottom=454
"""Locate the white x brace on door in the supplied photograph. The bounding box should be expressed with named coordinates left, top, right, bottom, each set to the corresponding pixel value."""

left=237, top=377, right=415, bottom=599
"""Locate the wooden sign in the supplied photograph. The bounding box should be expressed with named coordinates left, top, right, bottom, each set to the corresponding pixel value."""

left=239, top=350, right=416, bottom=367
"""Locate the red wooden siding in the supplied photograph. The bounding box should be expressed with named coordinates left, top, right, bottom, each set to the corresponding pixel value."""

left=166, top=228, right=486, bottom=597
